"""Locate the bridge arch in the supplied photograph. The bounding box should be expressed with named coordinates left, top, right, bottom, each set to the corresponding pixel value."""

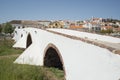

left=26, top=33, right=32, bottom=48
left=43, top=43, right=66, bottom=78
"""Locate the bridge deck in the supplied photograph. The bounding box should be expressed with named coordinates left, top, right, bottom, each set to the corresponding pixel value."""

left=46, top=29, right=120, bottom=54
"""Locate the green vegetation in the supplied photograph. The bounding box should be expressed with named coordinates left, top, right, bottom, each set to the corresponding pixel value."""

left=0, top=24, right=2, bottom=33
left=3, top=22, right=14, bottom=34
left=49, top=67, right=64, bottom=79
left=0, top=38, right=64, bottom=80
left=0, top=57, right=44, bottom=80
left=0, top=56, right=64, bottom=80
left=100, top=29, right=113, bottom=34
left=0, top=39, right=23, bottom=56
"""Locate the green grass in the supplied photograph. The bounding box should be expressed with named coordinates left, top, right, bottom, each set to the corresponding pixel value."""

left=0, top=57, right=44, bottom=80
left=0, top=38, right=23, bottom=56
left=0, top=57, right=64, bottom=80
left=49, top=68, right=65, bottom=79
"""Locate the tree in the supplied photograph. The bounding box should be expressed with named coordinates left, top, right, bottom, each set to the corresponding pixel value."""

left=3, top=23, right=14, bottom=34
left=0, top=24, right=2, bottom=33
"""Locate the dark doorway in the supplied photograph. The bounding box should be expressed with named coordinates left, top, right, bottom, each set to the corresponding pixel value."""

left=44, top=47, right=63, bottom=70
left=26, top=34, right=32, bottom=48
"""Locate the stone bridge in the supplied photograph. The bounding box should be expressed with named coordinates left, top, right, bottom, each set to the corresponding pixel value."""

left=13, top=28, right=120, bottom=80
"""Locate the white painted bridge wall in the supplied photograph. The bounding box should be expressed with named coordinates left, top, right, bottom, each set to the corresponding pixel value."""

left=13, top=28, right=120, bottom=80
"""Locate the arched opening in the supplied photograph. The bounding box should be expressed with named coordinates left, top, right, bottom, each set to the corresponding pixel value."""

left=44, top=47, right=63, bottom=70
left=44, top=44, right=66, bottom=79
left=21, top=34, right=23, bottom=38
left=44, top=44, right=66, bottom=72
left=26, top=33, right=32, bottom=48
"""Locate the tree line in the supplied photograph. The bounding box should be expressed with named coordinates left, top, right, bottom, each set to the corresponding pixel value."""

left=0, top=22, right=14, bottom=35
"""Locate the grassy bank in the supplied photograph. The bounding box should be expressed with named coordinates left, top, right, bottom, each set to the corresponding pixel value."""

left=0, top=56, right=64, bottom=80
left=0, top=38, right=23, bottom=56
left=0, top=56, right=44, bottom=80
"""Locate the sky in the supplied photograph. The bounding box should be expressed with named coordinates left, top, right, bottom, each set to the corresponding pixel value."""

left=0, top=0, right=120, bottom=23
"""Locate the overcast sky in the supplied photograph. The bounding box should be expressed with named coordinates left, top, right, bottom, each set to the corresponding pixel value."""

left=0, top=0, right=120, bottom=23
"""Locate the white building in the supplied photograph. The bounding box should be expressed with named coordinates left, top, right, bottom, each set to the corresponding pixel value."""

left=38, top=20, right=51, bottom=27
left=83, top=18, right=102, bottom=31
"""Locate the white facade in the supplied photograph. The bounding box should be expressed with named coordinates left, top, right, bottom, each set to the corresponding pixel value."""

left=83, top=18, right=102, bottom=31
left=116, top=22, right=120, bottom=27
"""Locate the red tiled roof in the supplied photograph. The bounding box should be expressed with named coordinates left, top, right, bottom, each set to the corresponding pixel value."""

left=70, top=25, right=83, bottom=29
left=102, top=26, right=113, bottom=29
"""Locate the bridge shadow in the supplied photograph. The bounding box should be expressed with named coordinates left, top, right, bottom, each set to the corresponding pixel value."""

left=44, top=47, right=63, bottom=70
left=43, top=43, right=66, bottom=78
left=26, top=33, right=32, bottom=48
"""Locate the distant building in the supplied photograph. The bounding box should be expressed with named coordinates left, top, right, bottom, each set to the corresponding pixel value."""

left=10, top=20, right=23, bottom=29
left=116, top=22, right=120, bottom=27
left=69, top=23, right=83, bottom=29
left=83, top=22, right=101, bottom=31
left=64, top=22, right=70, bottom=28
left=113, top=27, right=120, bottom=32
left=38, top=20, right=51, bottom=27
left=62, top=20, right=71, bottom=28
left=48, top=21, right=64, bottom=28
left=101, top=26, right=113, bottom=30
left=83, top=18, right=102, bottom=31
left=10, top=20, right=46, bottom=29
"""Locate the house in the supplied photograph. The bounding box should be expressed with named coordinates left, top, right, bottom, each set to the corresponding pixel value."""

left=101, top=26, right=113, bottom=30
left=38, top=20, right=51, bottom=27
left=83, top=22, right=101, bottom=31
left=48, top=21, right=64, bottom=28
left=83, top=18, right=102, bottom=32
left=69, top=23, right=83, bottom=29
left=113, top=27, right=120, bottom=32
left=62, top=20, right=71, bottom=28
left=90, top=17, right=103, bottom=23
left=116, top=22, right=120, bottom=27
left=64, top=22, right=70, bottom=28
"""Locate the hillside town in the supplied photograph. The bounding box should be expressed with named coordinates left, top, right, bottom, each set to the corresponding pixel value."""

left=0, top=17, right=120, bottom=37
